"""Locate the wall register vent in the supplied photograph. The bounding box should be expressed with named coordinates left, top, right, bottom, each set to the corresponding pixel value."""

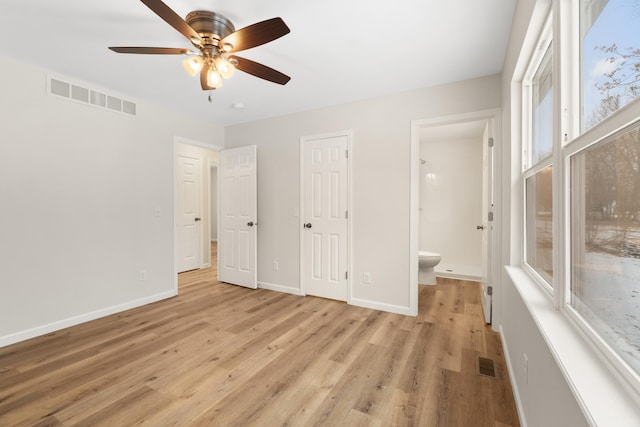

left=47, top=75, right=137, bottom=117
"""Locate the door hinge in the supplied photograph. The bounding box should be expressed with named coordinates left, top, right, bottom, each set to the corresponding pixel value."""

left=488, top=137, right=494, bottom=147
left=345, top=149, right=349, bottom=158
left=345, top=210, right=348, bottom=219
left=487, top=285, right=493, bottom=296
left=488, top=211, right=494, bottom=222
left=345, top=271, right=348, bottom=279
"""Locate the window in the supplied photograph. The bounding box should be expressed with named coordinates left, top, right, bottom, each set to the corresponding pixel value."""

left=523, top=17, right=554, bottom=288
left=519, top=0, right=640, bottom=393
left=532, top=44, right=554, bottom=164
left=526, top=166, right=553, bottom=283
left=570, top=122, right=640, bottom=377
left=581, top=0, right=640, bottom=131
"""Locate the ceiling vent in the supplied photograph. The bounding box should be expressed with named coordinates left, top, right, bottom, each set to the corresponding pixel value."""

left=47, top=75, right=136, bottom=117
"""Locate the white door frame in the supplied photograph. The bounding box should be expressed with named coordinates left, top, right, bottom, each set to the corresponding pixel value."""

left=172, top=137, right=223, bottom=293
left=410, top=109, right=502, bottom=323
left=299, top=130, right=353, bottom=302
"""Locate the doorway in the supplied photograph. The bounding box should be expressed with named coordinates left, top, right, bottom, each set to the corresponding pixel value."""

left=410, top=110, right=500, bottom=323
left=173, top=138, right=222, bottom=291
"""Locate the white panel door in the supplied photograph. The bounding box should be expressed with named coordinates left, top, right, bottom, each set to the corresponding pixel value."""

left=302, top=133, right=348, bottom=301
left=177, top=154, right=202, bottom=273
left=481, top=121, right=495, bottom=323
left=219, top=145, right=257, bottom=289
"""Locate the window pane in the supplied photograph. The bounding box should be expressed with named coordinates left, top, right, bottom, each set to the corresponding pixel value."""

left=571, top=123, right=640, bottom=376
left=526, top=166, right=554, bottom=283
left=581, top=0, right=640, bottom=131
left=532, top=44, right=553, bottom=164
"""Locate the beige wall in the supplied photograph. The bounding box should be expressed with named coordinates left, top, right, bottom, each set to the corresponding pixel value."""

left=0, top=54, right=224, bottom=345
left=226, top=74, right=502, bottom=313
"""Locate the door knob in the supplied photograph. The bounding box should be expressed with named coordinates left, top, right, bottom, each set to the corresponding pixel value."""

left=194, top=217, right=201, bottom=222
left=247, top=221, right=254, bottom=227
left=304, top=223, right=312, bottom=229
left=476, top=225, right=485, bottom=230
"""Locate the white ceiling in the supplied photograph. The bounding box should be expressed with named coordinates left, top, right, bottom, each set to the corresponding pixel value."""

left=0, top=0, right=516, bottom=126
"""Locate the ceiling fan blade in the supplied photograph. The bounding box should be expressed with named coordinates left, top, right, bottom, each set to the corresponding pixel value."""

left=231, top=55, right=291, bottom=85
left=109, top=47, right=192, bottom=55
left=140, top=0, right=202, bottom=45
left=221, top=17, right=290, bottom=53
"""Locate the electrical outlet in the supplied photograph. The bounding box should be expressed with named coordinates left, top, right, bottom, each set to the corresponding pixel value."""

left=139, top=270, right=147, bottom=281
left=273, top=261, right=279, bottom=271
left=363, top=272, right=371, bottom=284
left=523, top=353, right=529, bottom=384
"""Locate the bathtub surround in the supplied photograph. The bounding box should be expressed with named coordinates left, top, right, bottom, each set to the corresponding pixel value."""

left=419, top=130, right=484, bottom=280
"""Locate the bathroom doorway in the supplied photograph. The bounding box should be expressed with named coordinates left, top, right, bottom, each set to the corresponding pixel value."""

left=410, top=109, right=500, bottom=324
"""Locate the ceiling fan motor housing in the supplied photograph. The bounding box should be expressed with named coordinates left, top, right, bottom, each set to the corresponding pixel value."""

left=186, top=11, right=235, bottom=47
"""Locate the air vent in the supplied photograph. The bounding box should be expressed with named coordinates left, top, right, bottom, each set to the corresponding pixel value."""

left=47, top=75, right=136, bottom=117
left=478, top=357, right=496, bottom=378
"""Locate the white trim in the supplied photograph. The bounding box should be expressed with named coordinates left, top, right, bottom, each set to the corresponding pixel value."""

left=505, top=266, right=640, bottom=426
left=0, top=290, right=176, bottom=348
left=410, top=108, right=502, bottom=322
left=258, top=282, right=303, bottom=296
left=349, top=297, right=411, bottom=316
left=299, top=129, right=353, bottom=303
left=499, top=324, right=529, bottom=427
left=434, top=271, right=482, bottom=282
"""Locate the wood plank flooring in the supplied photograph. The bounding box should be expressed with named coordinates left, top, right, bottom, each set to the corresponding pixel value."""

left=0, top=243, right=520, bottom=426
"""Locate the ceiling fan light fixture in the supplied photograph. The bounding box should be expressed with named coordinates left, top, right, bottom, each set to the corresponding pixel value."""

left=221, top=42, right=233, bottom=52
left=215, top=56, right=235, bottom=79
left=206, top=65, right=223, bottom=88
left=182, top=55, right=204, bottom=76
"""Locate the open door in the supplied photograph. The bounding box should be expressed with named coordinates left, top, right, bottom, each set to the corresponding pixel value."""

left=218, top=145, right=257, bottom=289
left=480, top=121, right=495, bottom=323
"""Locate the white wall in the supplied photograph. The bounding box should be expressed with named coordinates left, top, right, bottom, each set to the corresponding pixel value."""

left=225, top=74, right=502, bottom=313
left=419, top=137, right=483, bottom=273
left=0, top=55, right=224, bottom=345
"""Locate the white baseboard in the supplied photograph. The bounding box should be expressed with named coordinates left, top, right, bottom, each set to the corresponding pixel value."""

left=0, top=290, right=177, bottom=348
left=499, top=324, right=528, bottom=427
left=258, top=281, right=303, bottom=296
left=349, top=297, right=412, bottom=316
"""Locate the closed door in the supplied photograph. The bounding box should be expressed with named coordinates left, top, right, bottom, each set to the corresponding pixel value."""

left=218, top=145, right=257, bottom=289
left=177, top=154, right=202, bottom=273
left=302, top=132, right=349, bottom=301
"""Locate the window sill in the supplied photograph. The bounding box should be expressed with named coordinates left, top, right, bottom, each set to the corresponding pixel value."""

left=505, top=266, right=640, bottom=426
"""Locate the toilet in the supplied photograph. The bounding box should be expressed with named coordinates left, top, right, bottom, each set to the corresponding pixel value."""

left=418, top=251, right=441, bottom=285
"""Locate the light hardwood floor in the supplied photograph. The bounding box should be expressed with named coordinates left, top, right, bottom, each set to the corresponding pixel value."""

left=0, top=243, right=520, bottom=426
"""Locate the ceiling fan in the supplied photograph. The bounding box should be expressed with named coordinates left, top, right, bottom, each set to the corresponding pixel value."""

left=109, top=0, right=291, bottom=91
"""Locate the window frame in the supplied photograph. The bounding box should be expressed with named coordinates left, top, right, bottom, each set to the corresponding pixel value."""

left=562, top=97, right=640, bottom=395
left=520, top=0, right=640, bottom=396
left=522, top=13, right=555, bottom=293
